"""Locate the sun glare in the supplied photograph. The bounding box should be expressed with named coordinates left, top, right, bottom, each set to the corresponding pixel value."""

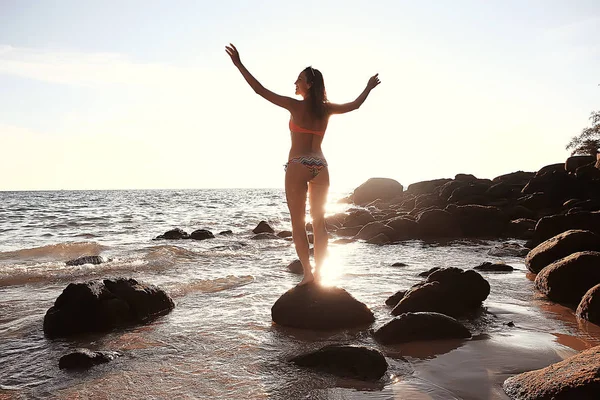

left=318, top=247, right=344, bottom=287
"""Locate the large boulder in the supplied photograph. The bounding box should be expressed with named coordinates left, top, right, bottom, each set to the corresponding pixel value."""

left=534, top=251, right=600, bottom=304
left=343, top=209, right=375, bottom=228
left=291, top=345, right=387, bottom=381
left=271, top=283, right=374, bottom=330
left=372, top=312, right=471, bottom=344
left=525, top=230, right=600, bottom=274
left=355, top=222, right=396, bottom=241
left=492, top=171, right=535, bottom=186
left=416, top=209, right=461, bottom=238
left=386, top=216, right=419, bottom=240
left=531, top=211, right=600, bottom=247
left=576, top=284, right=600, bottom=325
left=405, top=178, right=452, bottom=196
left=43, top=278, right=175, bottom=338
left=351, top=178, right=404, bottom=205
left=565, top=155, right=596, bottom=173
left=391, top=268, right=490, bottom=318
left=503, top=345, right=600, bottom=399
left=445, top=204, right=507, bottom=237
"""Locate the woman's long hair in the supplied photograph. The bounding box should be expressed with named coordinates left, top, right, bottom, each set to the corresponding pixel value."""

left=303, top=66, right=328, bottom=118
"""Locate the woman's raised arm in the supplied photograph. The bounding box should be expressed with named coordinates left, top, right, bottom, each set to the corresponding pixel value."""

left=327, top=73, right=381, bottom=115
left=226, top=44, right=298, bottom=111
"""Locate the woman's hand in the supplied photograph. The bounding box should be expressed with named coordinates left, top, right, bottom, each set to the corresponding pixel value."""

left=367, top=73, right=381, bottom=90
left=225, top=43, right=242, bottom=67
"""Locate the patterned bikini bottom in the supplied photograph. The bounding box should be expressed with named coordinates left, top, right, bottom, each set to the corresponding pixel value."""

left=284, top=156, right=328, bottom=178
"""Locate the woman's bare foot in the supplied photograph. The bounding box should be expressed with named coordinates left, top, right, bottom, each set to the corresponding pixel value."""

left=297, top=273, right=315, bottom=286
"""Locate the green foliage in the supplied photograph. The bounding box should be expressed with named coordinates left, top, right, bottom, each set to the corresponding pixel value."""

left=566, top=111, right=600, bottom=156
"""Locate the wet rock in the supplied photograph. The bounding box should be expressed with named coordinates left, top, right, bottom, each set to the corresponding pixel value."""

left=393, top=268, right=490, bottom=318
left=277, top=230, right=292, bottom=238
left=487, top=242, right=529, bottom=257
left=405, top=178, right=452, bottom=196
left=503, top=345, right=600, bottom=399
left=526, top=230, right=600, bottom=274
left=504, top=218, right=536, bottom=239
left=287, top=259, right=303, bottom=274
left=65, top=256, right=104, bottom=266
left=445, top=204, right=507, bottom=238
left=271, top=283, right=375, bottom=330
left=416, top=209, right=461, bottom=238
left=253, top=221, right=274, bottom=234
left=343, top=209, right=375, bottom=228
left=418, top=267, right=441, bottom=277
left=565, top=155, right=596, bottom=173
left=190, top=229, right=215, bottom=240
left=154, top=228, right=189, bottom=240
left=351, top=178, right=404, bottom=205
left=386, top=217, right=419, bottom=240
left=576, top=284, right=600, bottom=325
left=250, top=233, right=280, bottom=240
left=43, top=278, right=175, bottom=338
left=291, top=345, right=387, bottom=381
left=534, top=251, right=600, bottom=304
left=366, top=233, right=391, bottom=245
left=372, top=312, right=471, bottom=344
left=385, top=290, right=406, bottom=307
left=355, top=222, right=395, bottom=241
left=530, top=211, right=600, bottom=247
left=474, top=262, right=514, bottom=272
left=219, top=230, right=233, bottom=235
left=59, top=348, right=121, bottom=370
left=391, top=262, right=408, bottom=267
left=335, top=226, right=362, bottom=237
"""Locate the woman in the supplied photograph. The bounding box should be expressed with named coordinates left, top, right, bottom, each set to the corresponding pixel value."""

left=226, top=43, right=380, bottom=285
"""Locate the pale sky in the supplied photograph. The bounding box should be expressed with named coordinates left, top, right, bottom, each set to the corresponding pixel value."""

left=1, top=0, right=599, bottom=191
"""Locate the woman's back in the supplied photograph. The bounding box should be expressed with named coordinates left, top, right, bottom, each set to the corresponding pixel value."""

left=288, top=102, right=329, bottom=158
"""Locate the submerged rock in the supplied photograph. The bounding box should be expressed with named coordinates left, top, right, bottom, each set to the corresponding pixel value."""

left=487, top=242, right=529, bottom=257
left=503, top=345, right=600, bottom=399
left=474, top=262, right=514, bottom=272
left=372, top=312, right=471, bottom=344
left=43, top=278, right=175, bottom=338
left=59, top=348, right=121, bottom=370
left=154, top=228, right=189, bottom=240
left=65, top=256, right=104, bottom=266
left=291, top=345, right=387, bottom=381
left=190, top=229, right=215, bottom=240
left=271, top=283, right=374, bottom=330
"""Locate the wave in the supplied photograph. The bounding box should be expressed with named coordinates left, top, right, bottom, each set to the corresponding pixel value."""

left=168, top=275, right=255, bottom=297
left=0, top=242, right=108, bottom=262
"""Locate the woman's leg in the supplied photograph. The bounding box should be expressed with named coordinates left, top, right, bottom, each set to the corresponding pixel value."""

left=285, top=163, right=313, bottom=285
left=308, top=167, right=330, bottom=282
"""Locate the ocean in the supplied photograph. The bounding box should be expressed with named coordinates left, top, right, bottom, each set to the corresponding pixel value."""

left=1, top=189, right=600, bottom=399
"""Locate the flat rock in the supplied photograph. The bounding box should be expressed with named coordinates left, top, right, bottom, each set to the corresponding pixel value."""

left=59, top=348, right=121, bottom=370
left=65, top=256, right=104, bottom=266
left=372, top=312, right=471, bottom=344
left=474, top=262, right=514, bottom=272
left=503, top=345, right=600, bottom=399
left=271, top=283, right=374, bottom=330
left=291, top=345, right=387, bottom=381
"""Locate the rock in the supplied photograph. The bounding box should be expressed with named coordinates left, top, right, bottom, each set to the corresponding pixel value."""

left=391, top=262, right=408, bottom=267
left=335, top=226, right=362, bottom=237
left=492, top=171, right=535, bottom=186
left=271, top=283, right=375, bottom=330
left=445, top=204, right=507, bottom=238
left=351, top=178, right=404, bottom=205
left=565, top=155, right=596, bottom=173
left=386, top=217, right=419, bottom=240
left=372, top=312, right=471, bottom=344
left=526, top=230, right=600, bottom=274
left=393, top=268, right=490, bottom=318
left=253, top=221, right=274, bottom=234
left=504, top=218, right=536, bottom=239
left=385, top=290, right=407, bottom=307
left=343, top=209, right=375, bottom=228
left=534, top=251, right=600, bottom=304
left=366, top=233, right=391, bottom=245
left=355, top=222, right=395, bottom=241
left=576, top=284, right=600, bottom=325
left=59, top=348, right=121, bottom=370
left=250, top=233, right=280, bottom=240
left=65, top=256, right=104, bottom=266
left=277, top=230, right=293, bottom=238
left=154, top=228, right=189, bottom=240
left=474, top=262, right=514, bottom=272
left=503, top=345, right=600, bottom=399
left=405, top=178, right=452, bottom=196
left=291, top=345, right=387, bottom=381
left=447, top=183, right=491, bottom=203
left=531, top=211, right=600, bottom=247
left=418, top=267, right=441, bottom=277
left=190, top=229, right=215, bottom=240
left=488, top=242, right=529, bottom=257
left=43, top=278, right=175, bottom=338
left=287, top=259, right=303, bottom=274
left=219, top=230, right=233, bottom=235
left=416, top=209, right=461, bottom=238
left=455, top=173, right=478, bottom=182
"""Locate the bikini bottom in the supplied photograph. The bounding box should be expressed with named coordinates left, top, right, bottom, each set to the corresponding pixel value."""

left=284, top=156, right=328, bottom=178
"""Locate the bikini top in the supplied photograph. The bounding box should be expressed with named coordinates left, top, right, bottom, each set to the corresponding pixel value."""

left=289, top=118, right=325, bottom=136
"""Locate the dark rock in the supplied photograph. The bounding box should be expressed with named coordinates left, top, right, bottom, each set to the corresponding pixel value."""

left=503, top=345, right=600, bottom=399
left=445, top=204, right=507, bottom=237
left=492, top=171, right=535, bottom=186
left=65, top=256, right=104, bottom=266
left=447, top=183, right=490, bottom=203
left=366, top=233, right=391, bottom=245
left=504, top=218, right=536, bottom=239
left=219, top=230, right=233, bottom=235
left=565, top=155, right=596, bottom=173
left=59, top=348, right=121, bottom=370
left=526, top=230, right=600, bottom=274
left=373, top=312, right=471, bottom=344
left=287, top=259, right=303, bottom=274
left=343, top=209, right=375, bottom=228
left=386, top=217, right=419, bottom=240
left=251, top=233, right=280, bottom=240
left=43, top=278, right=175, bottom=338
left=391, top=262, right=408, bottom=267
left=271, top=283, right=375, bottom=330
left=190, top=229, right=215, bottom=240
left=416, top=209, right=461, bottom=238
left=531, top=211, right=600, bottom=247
left=576, top=163, right=600, bottom=180
left=351, top=178, right=404, bottom=205
left=335, top=226, right=362, bottom=237
left=418, top=267, right=441, bottom=277
left=576, top=284, right=600, bottom=325
left=154, top=228, right=189, bottom=240
left=455, top=173, right=478, bottom=182
left=355, top=222, right=395, bottom=241
left=253, top=221, right=274, bottom=234
left=277, top=230, right=293, bottom=238
left=291, top=345, right=387, bottom=381
left=474, top=262, right=514, bottom=272
left=405, top=178, right=452, bottom=196
left=488, top=242, right=529, bottom=257
left=385, top=290, right=406, bottom=307
left=393, top=268, right=490, bottom=318
left=534, top=251, right=600, bottom=304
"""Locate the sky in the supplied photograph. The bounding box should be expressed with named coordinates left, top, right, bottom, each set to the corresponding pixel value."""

left=1, top=0, right=599, bottom=191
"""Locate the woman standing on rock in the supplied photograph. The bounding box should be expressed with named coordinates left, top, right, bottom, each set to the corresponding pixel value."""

left=226, top=43, right=380, bottom=285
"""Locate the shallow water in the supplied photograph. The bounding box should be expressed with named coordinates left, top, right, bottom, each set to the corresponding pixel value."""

left=1, top=189, right=599, bottom=400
